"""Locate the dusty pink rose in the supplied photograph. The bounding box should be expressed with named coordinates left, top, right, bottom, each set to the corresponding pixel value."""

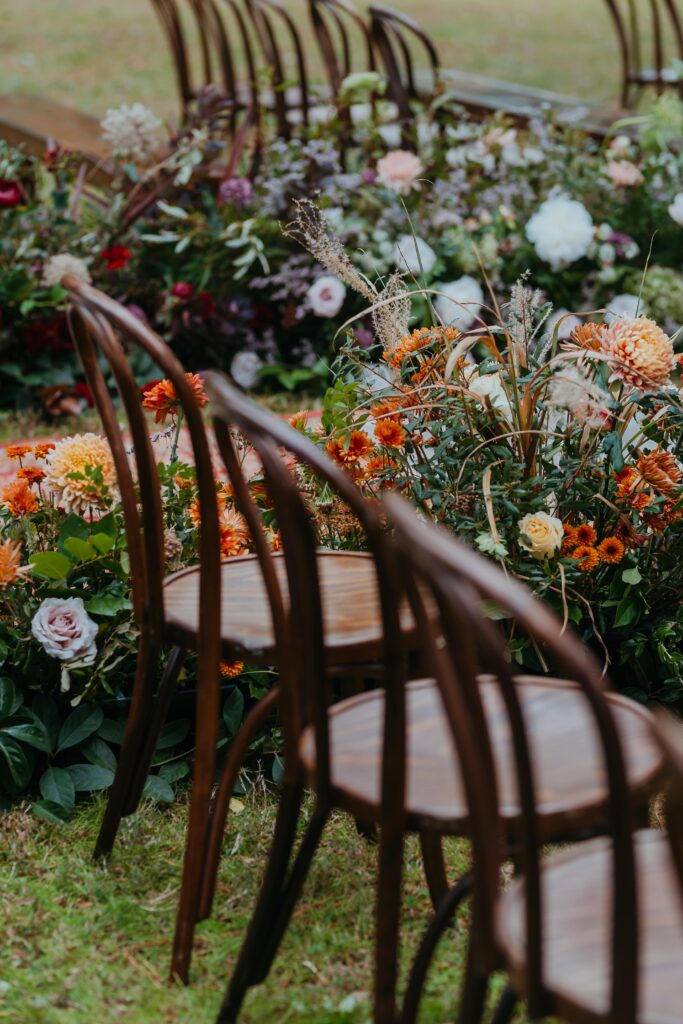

left=31, top=597, right=98, bottom=663
left=376, top=150, right=424, bottom=195
left=606, top=160, right=643, bottom=188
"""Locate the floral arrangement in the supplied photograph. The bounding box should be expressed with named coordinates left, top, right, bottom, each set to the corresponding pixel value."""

left=310, top=263, right=683, bottom=709
left=2, top=86, right=683, bottom=414
left=0, top=377, right=279, bottom=817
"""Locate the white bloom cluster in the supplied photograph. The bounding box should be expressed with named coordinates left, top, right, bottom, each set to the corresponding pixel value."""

left=434, top=276, right=484, bottom=331
left=545, top=362, right=611, bottom=428
left=668, top=193, right=683, bottom=226
left=605, top=293, right=643, bottom=323
left=525, top=195, right=594, bottom=270
left=230, top=350, right=264, bottom=390
left=393, top=234, right=437, bottom=276
left=101, top=103, right=162, bottom=163
left=41, top=253, right=91, bottom=289
left=306, top=275, right=346, bottom=317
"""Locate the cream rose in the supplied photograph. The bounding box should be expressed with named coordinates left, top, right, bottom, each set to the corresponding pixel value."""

left=31, top=597, right=98, bottom=663
left=518, top=512, right=564, bottom=560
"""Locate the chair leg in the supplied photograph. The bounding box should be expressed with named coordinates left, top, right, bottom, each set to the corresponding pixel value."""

left=400, top=873, right=472, bottom=1024
left=456, top=941, right=489, bottom=1024
left=216, top=786, right=320, bottom=1022
left=196, top=685, right=281, bottom=923
left=94, top=635, right=161, bottom=859
left=491, top=985, right=518, bottom=1024
left=420, top=832, right=449, bottom=910
left=122, top=645, right=187, bottom=816
left=373, top=824, right=405, bottom=1024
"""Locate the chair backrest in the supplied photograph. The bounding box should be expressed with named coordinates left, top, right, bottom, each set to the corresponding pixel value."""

left=309, top=0, right=376, bottom=98
left=63, top=276, right=222, bottom=661
left=204, top=372, right=403, bottom=797
left=243, top=0, right=311, bottom=136
left=368, top=3, right=440, bottom=120
left=651, top=712, right=683, bottom=908
left=603, top=0, right=683, bottom=107
left=384, top=490, right=640, bottom=1024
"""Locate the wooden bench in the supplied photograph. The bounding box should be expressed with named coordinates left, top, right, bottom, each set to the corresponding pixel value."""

left=0, top=94, right=114, bottom=184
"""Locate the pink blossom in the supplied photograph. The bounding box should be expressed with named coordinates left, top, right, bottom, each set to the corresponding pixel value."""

left=606, top=160, right=643, bottom=188
left=376, top=150, right=424, bottom=195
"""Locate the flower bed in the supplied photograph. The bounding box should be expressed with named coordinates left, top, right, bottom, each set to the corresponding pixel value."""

left=2, top=84, right=683, bottom=415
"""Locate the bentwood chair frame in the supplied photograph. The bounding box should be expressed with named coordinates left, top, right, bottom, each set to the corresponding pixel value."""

left=368, top=3, right=440, bottom=122
left=604, top=0, right=683, bottom=108
left=64, top=275, right=224, bottom=986
left=309, top=0, right=377, bottom=98
left=385, top=491, right=662, bottom=1024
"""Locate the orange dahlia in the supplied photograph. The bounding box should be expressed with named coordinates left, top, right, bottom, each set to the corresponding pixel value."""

left=219, top=660, right=244, bottom=678
left=326, top=431, right=373, bottom=465
left=219, top=508, right=249, bottom=558
left=0, top=539, right=26, bottom=587
left=569, top=322, right=607, bottom=351
left=17, top=466, right=46, bottom=485
left=384, top=326, right=459, bottom=369
left=370, top=399, right=401, bottom=421
left=1, top=478, right=39, bottom=516
left=142, top=372, right=208, bottom=424
left=575, top=523, right=597, bottom=546
left=33, top=442, right=56, bottom=461
left=602, top=316, right=674, bottom=392
left=570, top=545, right=600, bottom=572
left=597, top=536, right=625, bottom=564
left=636, top=448, right=682, bottom=496
left=374, top=418, right=407, bottom=448
left=5, top=444, right=33, bottom=461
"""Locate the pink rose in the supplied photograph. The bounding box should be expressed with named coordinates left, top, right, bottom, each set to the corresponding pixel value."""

left=31, top=597, right=98, bottom=663
left=606, top=160, right=643, bottom=188
left=376, top=150, right=424, bottom=195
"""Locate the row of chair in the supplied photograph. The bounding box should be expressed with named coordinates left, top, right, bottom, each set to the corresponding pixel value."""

left=65, top=274, right=683, bottom=1023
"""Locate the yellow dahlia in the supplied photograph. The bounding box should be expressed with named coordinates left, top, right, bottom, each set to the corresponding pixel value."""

left=43, top=433, right=118, bottom=515
left=601, top=316, right=674, bottom=392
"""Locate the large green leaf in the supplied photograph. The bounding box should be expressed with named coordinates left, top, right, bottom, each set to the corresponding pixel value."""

left=80, top=736, right=117, bottom=772
left=4, top=713, right=51, bottom=752
left=142, top=775, right=175, bottom=804
left=31, top=551, right=73, bottom=580
left=31, top=694, right=60, bottom=753
left=0, top=735, right=31, bottom=789
left=63, top=537, right=97, bottom=563
left=155, top=719, right=190, bottom=750
left=57, top=704, right=104, bottom=752
left=0, top=677, right=20, bottom=720
left=84, top=594, right=133, bottom=617
left=39, top=766, right=75, bottom=811
left=98, top=718, right=126, bottom=745
left=65, top=763, right=114, bottom=792
left=222, top=688, right=244, bottom=739
left=32, top=799, right=70, bottom=824
left=57, top=514, right=90, bottom=549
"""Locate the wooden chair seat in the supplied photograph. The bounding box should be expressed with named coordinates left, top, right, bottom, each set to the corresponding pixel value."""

left=299, top=677, right=663, bottom=833
left=163, top=549, right=415, bottom=663
left=498, top=830, right=683, bottom=1024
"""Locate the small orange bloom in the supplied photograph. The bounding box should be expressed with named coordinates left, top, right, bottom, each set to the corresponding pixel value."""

left=268, top=530, right=282, bottom=552
left=142, top=372, right=208, bottom=424
left=1, top=478, right=39, bottom=516
left=34, top=442, right=56, bottom=461
left=0, top=540, right=25, bottom=587
left=219, top=508, right=250, bottom=558
left=5, top=444, right=33, bottom=461
left=374, top=418, right=407, bottom=448
left=219, top=660, right=244, bottom=678
left=17, top=466, right=46, bottom=485
left=570, top=545, right=600, bottom=572
left=370, top=399, right=401, bottom=421
left=575, top=523, right=597, bottom=546
left=597, top=536, right=625, bottom=564
left=288, top=410, right=309, bottom=430
left=326, top=431, right=373, bottom=465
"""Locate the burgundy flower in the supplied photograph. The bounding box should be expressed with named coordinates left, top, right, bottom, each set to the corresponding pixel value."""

left=23, top=314, right=73, bottom=354
left=199, top=290, right=216, bottom=321
left=171, top=281, right=193, bottom=301
left=101, top=245, right=131, bottom=271
left=73, top=381, right=94, bottom=408
left=0, top=180, right=21, bottom=208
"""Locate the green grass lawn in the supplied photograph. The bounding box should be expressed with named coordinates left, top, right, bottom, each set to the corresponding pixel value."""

left=0, top=0, right=643, bottom=121
left=1, top=791, right=521, bottom=1023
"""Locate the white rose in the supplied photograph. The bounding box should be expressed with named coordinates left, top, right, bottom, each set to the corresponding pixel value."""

left=604, top=293, right=643, bottom=324
left=525, top=195, right=594, bottom=270
left=393, top=234, right=437, bottom=276
left=518, top=512, right=564, bottom=560
left=306, top=275, right=346, bottom=318
left=465, top=368, right=512, bottom=419
left=230, top=350, right=264, bottom=390
left=668, top=193, right=683, bottom=226
left=31, top=597, right=98, bottom=663
left=434, top=276, right=484, bottom=330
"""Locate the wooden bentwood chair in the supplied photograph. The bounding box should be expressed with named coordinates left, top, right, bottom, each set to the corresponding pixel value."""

left=64, top=279, right=420, bottom=983
left=204, top=375, right=664, bottom=1024
left=386, top=492, right=674, bottom=1024
left=604, top=0, right=683, bottom=109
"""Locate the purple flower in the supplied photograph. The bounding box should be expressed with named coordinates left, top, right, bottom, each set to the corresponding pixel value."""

left=218, top=177, right=253, bottom=209
left=361, top=168, right=377, bottom=185
left=354, top=328, right=374, bottom=349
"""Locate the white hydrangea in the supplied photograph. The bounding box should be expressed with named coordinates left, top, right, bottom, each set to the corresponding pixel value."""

left=393, top=234, right=437, bottom=276
left=525, top=195, right=594, bottom=270
left=41, top=253, right=91, bottom=289
left=545, top=363, right=611, bottom=428
left=668, top=193, right=683, bottom=226
left=230, top=350, right=264, bottom=390
left=464, top=367, right=512, bottom=419
left=101, top=103, right=162, bottom=163
left=434, top=276, right=484, bottom=330
left=605, top=293, right=643, bottom=323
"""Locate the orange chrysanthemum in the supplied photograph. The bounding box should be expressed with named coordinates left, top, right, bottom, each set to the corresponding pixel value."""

left=384, top=326, right=459, bottom=369
left=219, top=508, right=249, bottom=558
left=1, top=478, right=39, bottom=516
left=0, top=539, right=25, bottom=587
left=219, top=660, right=244, bottom=678
left=370, top=399, right=401, bottom=422
left=575, top=523, right=597, bottom=546
left=33, top=442, right=56, bottom=461
left=570, top=545, right=600, bottom=572
left=142, top=372, right=208, bottom=424
left=268, top=530, right=282, bottom=552
left=636, top=448, right=682, bottom=496
left=326, top=431, right=373, bottom=465
left=615, top=466, right=639, bottom=501
left=5, top=444, right=33, bottom=461
left=569, top=322, right=607, bottom=351
left=597, top=536, right=625, bottom=564
left=602, top=316, right=675, bottom=392
left=374, top=418, right=407, bottom=448
left=288, top=410, right=309, bottom=430
left=17, top=466, right=46, bottom=485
